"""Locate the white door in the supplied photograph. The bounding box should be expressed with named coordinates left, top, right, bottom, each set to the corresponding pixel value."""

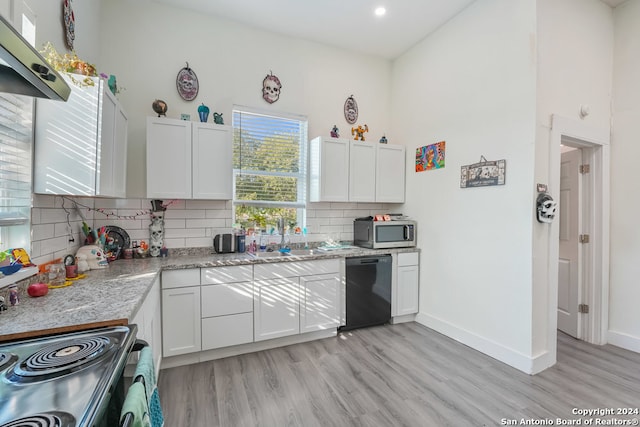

left=557, top=148, right=581, bottom=338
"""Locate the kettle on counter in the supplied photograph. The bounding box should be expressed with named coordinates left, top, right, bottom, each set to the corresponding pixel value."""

left=213, top=234, right=236, bottom=253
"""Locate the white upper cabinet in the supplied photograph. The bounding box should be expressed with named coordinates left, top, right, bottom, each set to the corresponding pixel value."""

left=146, top=117, right=192, bottom=199
left=34, top=75, right=128, bottom=197
left=349, top=140, right=376, bottom=202
left=146, top=117, right=232, bottom=200
left=376, top=144, right=406, bottom=203
left=309, top=136, right=405, bottom=203
left=309, top=137, right=349, bottom=202
left=192, top=122, right=233, bottom=200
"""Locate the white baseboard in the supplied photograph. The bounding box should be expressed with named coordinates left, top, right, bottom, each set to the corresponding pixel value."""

left=607, top=330, right=640, bottom=353
left=415, top=313, right=552, bottom=375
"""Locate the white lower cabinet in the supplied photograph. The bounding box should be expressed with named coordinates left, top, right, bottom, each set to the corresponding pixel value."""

left=161, top=269, right=202, bottom=357
left=300, top=273, right=340, bottom=333
left=254, top=278, right=300, bottom=341
left=160, top=259, right=343, bottom=361
left=394, top=252, right=420, bottom=316
left=129, top=275, right=162, bottom=375
left=200, top=265, right=254, bottom=350
left=202, top=313, right=253, bottom=350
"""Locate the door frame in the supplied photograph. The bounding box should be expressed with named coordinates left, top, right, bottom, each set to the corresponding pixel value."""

left=548, top=115, right=610, bottom=348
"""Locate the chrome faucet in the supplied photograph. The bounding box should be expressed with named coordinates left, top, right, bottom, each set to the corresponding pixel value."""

left=277, top=217, right=286, bottom=249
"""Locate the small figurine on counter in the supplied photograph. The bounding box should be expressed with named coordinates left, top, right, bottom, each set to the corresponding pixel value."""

left=351, top=124, right=369, bottom=141
left=330, top=125, right=339, bottom=138
left=8, top=284, right=18, bottom=306
left=213, top=112, right=224, bottom=125
left=379, top=135, right=388, bottom=144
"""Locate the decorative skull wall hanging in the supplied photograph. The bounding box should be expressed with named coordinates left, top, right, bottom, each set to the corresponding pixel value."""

left=176, top=62, right=199, bottom=101
left=262, top=72, right=282, bottom=104
left=536, top=192, right=558, bottom=223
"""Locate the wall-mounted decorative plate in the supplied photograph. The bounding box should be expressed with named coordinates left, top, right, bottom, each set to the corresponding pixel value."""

left=63, top=0, right=75, bottom=50
left=176, top=62, right=199, bottom=101
left=344, top=95, right=358, bottom=124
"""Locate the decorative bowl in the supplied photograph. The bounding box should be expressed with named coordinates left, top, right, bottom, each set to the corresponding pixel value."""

left=0, top=264, right=22, bottom=275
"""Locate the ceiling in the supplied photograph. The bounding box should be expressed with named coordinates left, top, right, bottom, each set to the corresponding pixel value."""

left=153, top=0, right=628, bottom=60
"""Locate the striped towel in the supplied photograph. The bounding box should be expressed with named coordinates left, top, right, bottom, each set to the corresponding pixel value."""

left=134, top=347, right=164, bottom=427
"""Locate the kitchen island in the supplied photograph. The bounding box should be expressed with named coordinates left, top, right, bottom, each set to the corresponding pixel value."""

left=0, top=247, right=416, bottom=342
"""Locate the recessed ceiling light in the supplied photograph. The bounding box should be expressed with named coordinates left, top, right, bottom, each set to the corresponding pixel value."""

left=374, top=7, right=386, bottom=17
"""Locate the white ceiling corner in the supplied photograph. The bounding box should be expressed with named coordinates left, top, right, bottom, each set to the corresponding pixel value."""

left=151, top=0, right=477, bottom=60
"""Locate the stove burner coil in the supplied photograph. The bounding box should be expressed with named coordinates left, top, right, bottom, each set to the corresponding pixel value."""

left=0, top=352, right=17, bottom=371
left=0, top=411, right=75, bottom=427
left=12, top=336, right=113, bottom=379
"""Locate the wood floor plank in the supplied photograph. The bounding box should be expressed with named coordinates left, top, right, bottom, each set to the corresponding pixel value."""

left=158, top=323, right=640, bottom=426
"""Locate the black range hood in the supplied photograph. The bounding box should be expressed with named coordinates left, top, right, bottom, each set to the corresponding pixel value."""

left=0, top=14, right=70, bottom=101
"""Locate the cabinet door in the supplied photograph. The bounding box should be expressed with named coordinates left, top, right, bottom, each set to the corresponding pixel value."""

left=161, top=286, right=201, bottom=357
left=147, top=117, right=192, bottom=199
left=34, top=75, right=101, bottom=195
left=201, top=282, right=253, bottom=318
left=202, top=312, right=253, bottom=350
left=300, top=273, right=340, bottom=333
left=97, top=90, right=117, bottom=197
left=309, top=137, right=349, bottom=202
left=192, top=123, right=232, bottom=199
left=149, top=277, right=163, bottom=376
left=112, top=107, right=128, bottom=198
left=376, top=144, right=406, bottom=203
left=349, top=141, right=376, bottom=202
left=396, top=265, right=419, bottom=316
left=254, top=278, right=299, bottom=341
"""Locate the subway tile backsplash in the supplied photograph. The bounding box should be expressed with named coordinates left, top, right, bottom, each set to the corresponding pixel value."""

left=31, top=195, right=402, bottom=264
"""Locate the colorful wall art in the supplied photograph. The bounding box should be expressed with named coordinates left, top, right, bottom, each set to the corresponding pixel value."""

left=416, top=141, right=445, bottom=172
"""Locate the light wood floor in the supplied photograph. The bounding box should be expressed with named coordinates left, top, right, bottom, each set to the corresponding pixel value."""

left=158, top=323, right=640, bottom=426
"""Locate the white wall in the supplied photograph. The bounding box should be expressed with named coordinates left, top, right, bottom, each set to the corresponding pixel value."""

left=29, top=0, right=102, bottom=63
left=534, top=0, right=613, bottom=362
left=391, top=0, right=538, bottom=372
left=97, top=0, right=392, bottom=199
left=609, top=0, right=640, bottom=351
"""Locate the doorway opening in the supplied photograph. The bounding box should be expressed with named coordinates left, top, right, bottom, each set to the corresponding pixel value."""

left=549, top=115, right=610, bottom=351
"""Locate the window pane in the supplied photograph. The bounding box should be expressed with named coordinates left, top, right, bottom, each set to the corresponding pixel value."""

left=232, top=108, right=307, bottom=230
left=0, top=93, right=32, bottom=252
left=236, top=173, right=298, bottom=203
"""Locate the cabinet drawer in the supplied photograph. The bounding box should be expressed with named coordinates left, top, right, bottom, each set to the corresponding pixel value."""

left=398, top=252, right=419, bottom=267
left=162, top=268, right=201, bottom=289
left=201, top=265, right=253, bottom=285
left=254, top=259, right=340, bottom=280
left=202, top=312, right=253, bottom=350
left=201, top=282, right=253, bottom=318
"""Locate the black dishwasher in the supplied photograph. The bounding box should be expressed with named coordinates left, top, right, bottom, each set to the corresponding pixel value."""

left=342, top=255, right=392, bottom=331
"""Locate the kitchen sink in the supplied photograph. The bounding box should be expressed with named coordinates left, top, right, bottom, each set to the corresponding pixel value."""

left=286, top=249, right=316, bottom=257
left=248, top=251, right=290, bottom=258
left=248, top=248, right=317, bottom=258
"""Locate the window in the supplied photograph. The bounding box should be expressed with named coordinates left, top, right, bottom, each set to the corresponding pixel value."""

left=0, top=10, right=35, bottom=252
left=232, top=107, right=308, bottom=231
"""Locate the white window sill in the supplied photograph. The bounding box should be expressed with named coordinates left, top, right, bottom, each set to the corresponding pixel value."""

left=0, top=267, right=39, bottom=289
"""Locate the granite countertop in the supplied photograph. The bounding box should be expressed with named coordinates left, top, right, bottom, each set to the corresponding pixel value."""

left=0, top=246, right=418, bottom=341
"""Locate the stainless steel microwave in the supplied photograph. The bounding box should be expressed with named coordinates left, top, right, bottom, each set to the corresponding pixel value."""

left=353, top=218, right=417, bottom=249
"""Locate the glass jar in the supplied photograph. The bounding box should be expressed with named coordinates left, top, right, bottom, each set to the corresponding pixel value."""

left=48, top=263, right=66, bottom=287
